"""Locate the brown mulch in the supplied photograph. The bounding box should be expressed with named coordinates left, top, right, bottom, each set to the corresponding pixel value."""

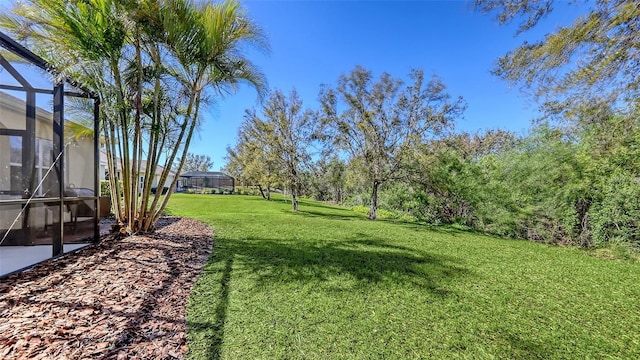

left=0, top=217, right=213, bottom=359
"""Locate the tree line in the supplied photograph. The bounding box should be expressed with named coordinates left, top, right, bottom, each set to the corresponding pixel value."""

left=224, top=70, right=639, bottom=246
left=226, top=0, right=640, bottom=247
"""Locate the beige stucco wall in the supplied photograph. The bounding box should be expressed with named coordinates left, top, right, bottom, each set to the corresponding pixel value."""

left=66, top=139, right=95, bottom=190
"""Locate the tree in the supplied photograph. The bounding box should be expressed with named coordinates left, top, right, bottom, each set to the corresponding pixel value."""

left=182, top=153, right=214, bottom=173
left=318, top=66, right=466, bottom=220
left=1, top=0, right=267, bottom=233
left=325, top=157, right=347, bottom=203
left=403, top=129, right=515, bottom=225
left=441, top=130, right=516, bottom=161
left=259, top=90, right=313, bottom=211
left=475, top=0, right=640, bottom=118
left=224, top=131, right=280, bottom=200
left=307, top=157, right=347, bottom=203
left=227, top=89, right=313, bottom=211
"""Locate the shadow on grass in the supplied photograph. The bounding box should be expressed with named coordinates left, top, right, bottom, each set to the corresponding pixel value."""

left=389, top=221, right=491, bottom=237
left=249, top=196, right=491, bottom=238
left=294, top=209, right=363, bottom=221
left=245, top=196, right=351, bottom=212
left=506, top=333, right=553, bottom=358
left=187, top=254, right=233, bottom=360
left=190, top=232, right=471, bottom=359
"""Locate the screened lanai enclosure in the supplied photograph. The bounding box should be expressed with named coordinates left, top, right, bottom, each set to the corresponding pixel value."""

left=0, top=32, right=100, bottom=276
left=178, top=171, right=235, bottom=193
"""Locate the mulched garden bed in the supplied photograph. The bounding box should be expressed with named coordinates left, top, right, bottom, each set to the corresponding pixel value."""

left=0, top=217, right=213, bottom=359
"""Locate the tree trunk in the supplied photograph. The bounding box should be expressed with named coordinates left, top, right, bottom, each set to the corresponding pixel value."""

left=369, top=181, right=379, bottom=220
left=289, top=165, right=298, bottom=211
left=258, top=185, right=267, bottom=200
left=291, top=187, right=298, bottom=212
left=266, top=186, right=271, bottom=200
left=152, top=90, right=203, bottom=226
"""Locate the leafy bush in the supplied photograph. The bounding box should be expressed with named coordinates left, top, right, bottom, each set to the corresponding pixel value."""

left=350, top=205, right=416, bottom=222
left=354, top=123, right=636, bottom=248
left=589, top=172, right=640, bottom=245
left=100, top=180, right=110, bottom=196
left=100, top=179, right=123, bottom=197
left=346, top=192, right=369, bottom=207
left=377, top=184, right=444, bottom=224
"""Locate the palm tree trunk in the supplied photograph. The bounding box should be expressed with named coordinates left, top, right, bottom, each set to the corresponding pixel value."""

left=110, top=69, right=130, bottom=228
left=144, top=82, right=199, bottom=230
left=153, top=90, right=203, bottom=224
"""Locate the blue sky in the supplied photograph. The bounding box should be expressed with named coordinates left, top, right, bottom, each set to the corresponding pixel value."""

left=191, top=1, right=585, bottom=170
left=0, top=0, right=585, bottom=170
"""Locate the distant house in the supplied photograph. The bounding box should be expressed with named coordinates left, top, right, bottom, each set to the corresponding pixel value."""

left=178, top=171, right=235, bottom=192
left=99, top=153, right=176, bottom=194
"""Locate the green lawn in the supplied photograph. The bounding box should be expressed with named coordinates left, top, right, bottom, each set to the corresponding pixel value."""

left=165, top=194, right=640, bottom=359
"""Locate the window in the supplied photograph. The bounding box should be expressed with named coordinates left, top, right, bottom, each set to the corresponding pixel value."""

left=9, top=136, right=22, bottom=196
left=35, top=138, right=55, bottom=196
left=7, top=136, right=55, bottom=197
left=10, top=136, right=21, bottom=163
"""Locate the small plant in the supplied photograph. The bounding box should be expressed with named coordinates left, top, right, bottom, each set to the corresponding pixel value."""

left=100, top=180, right=110, bottom=196
left=350, top=205, right=416, bottom=222
left=100, top=179, right=123, bottom=197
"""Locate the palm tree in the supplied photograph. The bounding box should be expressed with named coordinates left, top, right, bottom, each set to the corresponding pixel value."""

left=1, top=0, right=268, bottom=233
left=146, top=0, right=268, bottom=230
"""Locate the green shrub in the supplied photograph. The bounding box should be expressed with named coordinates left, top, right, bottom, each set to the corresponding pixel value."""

left=100, top=180, right=110, bottom=196
left=100, top=179, right=123, bottom=197
left=350, top=205, right=369, bottom=215
left=350, top=205, right=416, bottom=222
left=346, top=192, right=371, bottom=208
left=590, top=172, right=640, bottom=245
